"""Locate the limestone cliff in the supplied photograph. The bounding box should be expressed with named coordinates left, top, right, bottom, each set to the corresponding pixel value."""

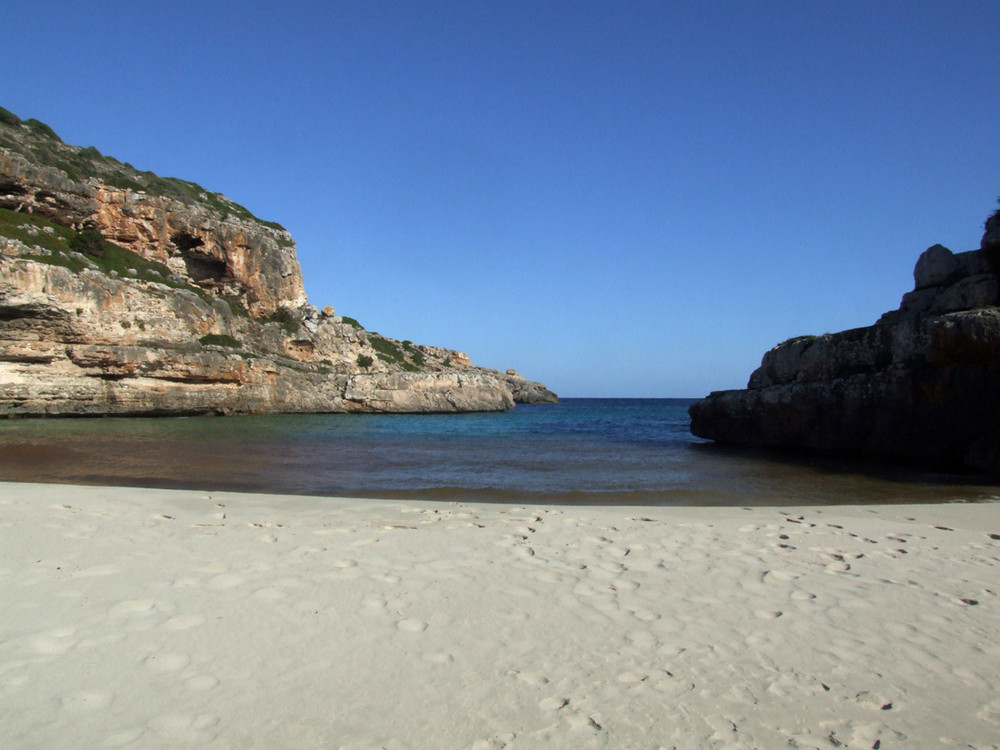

left=689, top=202, right=1000, bottom=476
left=0, top=107, right=556, bottom=415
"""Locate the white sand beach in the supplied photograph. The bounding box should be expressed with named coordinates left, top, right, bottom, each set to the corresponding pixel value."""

left=1, top=481, right=998, bottom=749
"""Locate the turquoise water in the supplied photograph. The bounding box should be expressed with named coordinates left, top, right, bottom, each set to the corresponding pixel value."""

left=0, top=399, right=996, bottom=505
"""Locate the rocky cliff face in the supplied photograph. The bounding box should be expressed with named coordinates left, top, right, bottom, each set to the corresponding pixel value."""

left=690, top=205, right=1000, bottom=476
left=0, top=108, right=556, bottom=415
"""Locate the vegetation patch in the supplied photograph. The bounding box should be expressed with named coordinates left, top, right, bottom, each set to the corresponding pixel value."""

left=339, top=316, right=362, bottom=328
left=23, top=118, right=61, bottom=141
left=199, top=333, right=242, bottom=349
left=0, top=207, right=77, bottom=254
left=221, top=294, right=250, bottom=318
left=356, top=354, right=374, bottom=369
left=369, top=334, right=420, bottom=371
left=369, top=334, right=404, bottom=363
left=69, top=227, right=105, bottom=257
left=267, top=307, right=300, bottom=335
left=87, top=233, right=175, bottom=283
left=779, top=335, right=818, bottom=348
left=401, top=339, right=425, bottom=366
left=0, top=106, right=20, bottom=127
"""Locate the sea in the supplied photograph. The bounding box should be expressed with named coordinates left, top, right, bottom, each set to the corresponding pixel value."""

left=0, top=398, right=996, bottom=506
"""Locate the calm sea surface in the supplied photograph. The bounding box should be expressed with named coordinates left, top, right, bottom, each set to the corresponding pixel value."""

left=0, top=399, right=996, bottom=506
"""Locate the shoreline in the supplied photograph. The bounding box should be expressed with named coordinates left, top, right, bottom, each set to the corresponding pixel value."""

left=2, top=481, right=999, bottom=748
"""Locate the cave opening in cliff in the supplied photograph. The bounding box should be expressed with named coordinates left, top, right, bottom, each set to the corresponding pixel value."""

left=170, top=231, right=204, bottom=253
left=170, top=231, right=229, bottom=285
left=182, top=254, right=230, bottom=284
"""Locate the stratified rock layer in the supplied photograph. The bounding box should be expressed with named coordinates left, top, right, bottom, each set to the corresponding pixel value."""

left=0, top=109, right=556, bottom=415
left=690, top=223, right=1000, bottom=476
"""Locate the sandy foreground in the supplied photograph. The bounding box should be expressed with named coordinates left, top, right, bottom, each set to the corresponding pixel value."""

left=1, top=482, right=999, bottom=749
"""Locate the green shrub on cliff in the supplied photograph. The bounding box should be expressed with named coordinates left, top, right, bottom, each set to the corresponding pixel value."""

left=369, top=334, right=420, bottom=372
left=357, top=354, right=374, bottom=369
left=369, top=334, right=404, bottom=363
left=267, top=307, right=300, bottom=335
left=0, top=207, right=76, bottom=255
left=23, top=118, right=61, bottom=141
left=400, top=340, right=426, bottom=366
left=69, top=227, right=105, bottom=258
left=0, top=106, right=20, bottom=126
left=199, top=333, right=242, bottom=349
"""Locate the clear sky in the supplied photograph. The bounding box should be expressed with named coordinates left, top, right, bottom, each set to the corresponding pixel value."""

left=3, top=1, right=998, bottom=397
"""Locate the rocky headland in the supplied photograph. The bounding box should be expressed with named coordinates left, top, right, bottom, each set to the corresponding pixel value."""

left=0, top=107, right=556, bottom=416
left=690, top=202, right=1000, bottom=476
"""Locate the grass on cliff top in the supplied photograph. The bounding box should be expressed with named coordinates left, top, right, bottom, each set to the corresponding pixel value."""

left=369, top=333, right=420, bottom=372
left=0, top=107, right=286, bottom=233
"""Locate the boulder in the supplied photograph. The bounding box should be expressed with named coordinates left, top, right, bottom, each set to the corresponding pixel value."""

left=914, top=244, right=958, bottom=289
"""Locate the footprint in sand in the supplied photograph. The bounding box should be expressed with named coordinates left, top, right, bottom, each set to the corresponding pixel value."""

left=767, top=569, right=799, bottom=582
left=29, top=629, right=78, bottom=655
left=565, top=711, right=603, bottom=731
left=618, top=670, right=649, bottom=683
left=205, top=573, right=245, bottom=590
left=102, top=727, right=146, bottom=747
left=539, top=696, right=569, bottom=711
left=626, top=630, right=658, bottom=649
left=627, top=607, right=659, bottom=622
left=753, top=609, right=783, bottom=619
left=513, top=670, right=550, bottom=686
left=422, top=651, right=454, bottom=664
left=185, top=675, right=220, bottom=692
left=470, top=734, right=515, bottom=750
left=60, top=689, right=114, bottom=711
left=396, top=618, right=428, bottom=633
left=108, top=599, right=167, bottom=618
left=362, top=594, right=387, bottom=610
left=164, top=614, right=207, bottom=630
left=147, top=713, right=220, bottom=743
left=143, top=653, right=191, bottom=673
left=71, top=563, right=121, bottom=578
left=252, top=587, right=288, bottom=601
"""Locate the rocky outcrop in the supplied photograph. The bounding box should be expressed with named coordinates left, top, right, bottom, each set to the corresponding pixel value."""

left=690, top=208, right=1000, bottom=476
left=498, top=369, right=560, bottom=404
left=1, top=142, right=306, bottom=319
left=0, top=108, right=556, bottom=415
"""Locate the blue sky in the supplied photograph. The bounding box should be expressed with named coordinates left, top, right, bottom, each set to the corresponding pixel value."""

left=3, top=1, right=998, bottom=397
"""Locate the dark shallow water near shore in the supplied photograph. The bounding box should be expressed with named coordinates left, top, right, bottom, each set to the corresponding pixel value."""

left=0, top=398, right=996, bottom=505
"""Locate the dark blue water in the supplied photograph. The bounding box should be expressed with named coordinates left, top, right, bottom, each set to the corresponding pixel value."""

left=0, top=399, right=996, bottom=505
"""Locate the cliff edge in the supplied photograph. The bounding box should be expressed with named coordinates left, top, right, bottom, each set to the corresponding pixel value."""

left=689, top=201, right=1000, bottom=476
left=0, top=107, right=556, bottom=415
